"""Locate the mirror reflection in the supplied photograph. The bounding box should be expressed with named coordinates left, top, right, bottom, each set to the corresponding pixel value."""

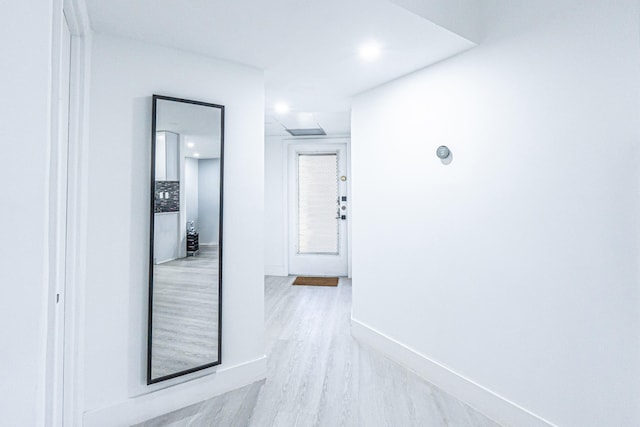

left=148, top=95, right=223, bottom=384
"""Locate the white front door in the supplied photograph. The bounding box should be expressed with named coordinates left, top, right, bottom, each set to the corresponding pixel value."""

left=288, top=142, right=348, bottom=276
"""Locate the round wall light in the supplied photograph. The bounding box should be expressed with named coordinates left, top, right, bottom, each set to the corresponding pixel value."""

left=436, top=145, right=451, bottom=159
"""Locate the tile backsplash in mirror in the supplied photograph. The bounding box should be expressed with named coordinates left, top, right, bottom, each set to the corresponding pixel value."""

left=155, top=181, right=180, bottom=213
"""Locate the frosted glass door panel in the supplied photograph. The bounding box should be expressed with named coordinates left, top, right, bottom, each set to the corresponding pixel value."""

left=297, top=154, right=338, bottom=254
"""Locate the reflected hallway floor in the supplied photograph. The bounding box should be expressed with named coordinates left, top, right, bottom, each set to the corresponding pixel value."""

left=136, top=276, right=501, bottom=427
left=151, top=245, right=219, bottom=379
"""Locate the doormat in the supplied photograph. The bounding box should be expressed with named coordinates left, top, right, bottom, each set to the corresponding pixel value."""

left=293, top=276, right=339, bottom=287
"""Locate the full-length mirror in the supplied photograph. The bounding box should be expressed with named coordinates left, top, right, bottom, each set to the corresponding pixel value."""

left=148, top=95, right=224, bottom=384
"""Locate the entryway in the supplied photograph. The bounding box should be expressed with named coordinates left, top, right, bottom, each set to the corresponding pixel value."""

left=287, top=141, right=349, bottom=277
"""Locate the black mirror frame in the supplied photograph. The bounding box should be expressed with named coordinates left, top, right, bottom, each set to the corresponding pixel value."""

left=147, top=94, right=225, bottom=385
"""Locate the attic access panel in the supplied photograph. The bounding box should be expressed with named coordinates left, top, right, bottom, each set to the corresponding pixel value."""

left=286, top=128, right=327, bottom=136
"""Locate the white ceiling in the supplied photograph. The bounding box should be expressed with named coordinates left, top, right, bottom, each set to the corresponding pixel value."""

left=265, top=111, right=352, bottom=137
left=86, top=0, right=476, bottom=136
left=156, top=99, right=222, bottom=158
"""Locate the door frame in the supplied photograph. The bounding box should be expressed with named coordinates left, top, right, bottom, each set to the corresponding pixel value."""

left=46, top=9, right=72, bottom=426
left=46, top=0, right=92, bottom=425
left=282, top=137, right=351, bottom=278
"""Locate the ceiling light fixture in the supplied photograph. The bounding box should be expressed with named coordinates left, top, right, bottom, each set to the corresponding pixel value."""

left=274, top=102, right=290, bottom=114
left=194, top=153, right=200, bottom=157
left=187, top=142, right=194, bottom=148
left=359, top=42, right=381, bottom=61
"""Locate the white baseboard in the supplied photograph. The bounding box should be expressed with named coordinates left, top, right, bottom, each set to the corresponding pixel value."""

left=350, top=319, right=556, bottom=427
left=83, top=355, right=267, bottom=427
left=264, top=265, right=287, bottom=276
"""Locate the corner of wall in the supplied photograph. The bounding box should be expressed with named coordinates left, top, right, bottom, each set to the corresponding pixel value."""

left=350, top=319, right=556, bottom=427
left=388, top=0, right=482, bottom=43
left=82, top=356, right=267, bottom=426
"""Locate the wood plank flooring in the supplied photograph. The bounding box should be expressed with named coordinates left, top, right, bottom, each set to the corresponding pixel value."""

left=137, top=276, right=500, bottom=426
left=151, top=245, right=219, bottom=380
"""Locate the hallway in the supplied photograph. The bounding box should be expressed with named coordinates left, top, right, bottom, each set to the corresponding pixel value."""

left=138, top=277, right=499, bottom=426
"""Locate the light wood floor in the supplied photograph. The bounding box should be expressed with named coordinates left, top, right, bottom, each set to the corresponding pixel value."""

left=151, top=245, right=219, bottom=380
left=138, top=276, right=500, bottom=426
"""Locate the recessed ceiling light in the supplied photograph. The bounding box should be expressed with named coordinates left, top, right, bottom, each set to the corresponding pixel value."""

left=274, top=102, right=290, bottom=114
left=194, top=153, right=200, bottom=157
left=187, top=142, right=194, bottom=148
left=359, top=42, right=381, bottom=61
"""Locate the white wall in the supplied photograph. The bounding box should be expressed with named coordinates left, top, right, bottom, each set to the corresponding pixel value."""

left=83, top=33, right=265, bottom=425
left=185, top=157, right=199, bottom=230
left=198, top=158, right=220, bottom=245
left=264, top=136, right=287, bottom=276
left=0, top=2, right=58, bottom=425
left=352, top=1, right=640, bottom=426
